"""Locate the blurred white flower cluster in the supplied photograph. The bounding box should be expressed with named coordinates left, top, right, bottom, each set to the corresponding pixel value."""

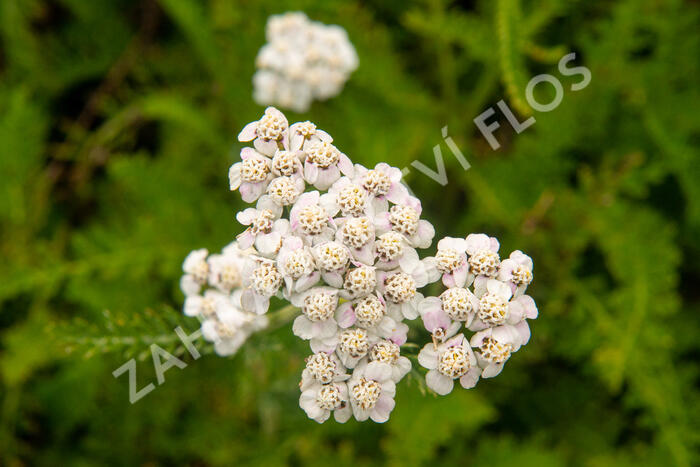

left=180, top=107, right=539, bottom=423
left=253, top=12, right=358, bottom=112
left=180, top=243, right=268, bottom=356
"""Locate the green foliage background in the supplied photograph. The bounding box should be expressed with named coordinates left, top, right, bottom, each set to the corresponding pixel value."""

left=1, top=0, right=699, bottom=465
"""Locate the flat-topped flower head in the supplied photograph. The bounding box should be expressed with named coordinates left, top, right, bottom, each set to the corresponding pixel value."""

left=469, top=280, right=538, bottom=343
left=299, top=381, right=351, bottom=424
left=303, top=141, right=354, bottom=190
left=353, top=295, right=386, bottom=328
left=383, top=272, right=416, bottom=304
left=277, top=237, right=319, bottom=294
left=470, top=326, right=525, bottom=378
left=369, top=340, right=411, bottom=383
left=389, top=204, right=419, bottom=237
left=228, top=148, right=275, bottom=203
left=498, top=250, right=534, bottom=296
left=238, top=107, right=289, bottom=155
left=290, top=191, right=333, bottom=243
left=342, top=265, right=377, bottom=299
left=271, top=149, right=303, bottom=177
left=313, top=241, right=349, bottom=272
left=180, top=248, right=209, bottom=296
left=375, top=231, right=404, bottom=264
left=440, top=287, right=478, bottom=322
left=378, top=197, right=435, bottom=249
left=292, top=287, right=339, bottom=344
left=301, top=352, right=348, bottom=389
left=337, top=216, right=376, bottom=264
left=236, top=198, right=288, bottom=257
left=266, top=175, right=305, bottom=206
left=289, top=121, right=333, bottom=151
left=418, top=334, right=480, bottom=395
left=465, top=233, right=501, bottom=286
left=348, top=361, right=396, bottom=422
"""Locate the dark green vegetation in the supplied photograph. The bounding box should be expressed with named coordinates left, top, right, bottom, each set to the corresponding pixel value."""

left=1, top=0, right=699, bottom=465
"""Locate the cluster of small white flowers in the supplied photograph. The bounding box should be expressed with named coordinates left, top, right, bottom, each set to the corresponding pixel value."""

left=180, top=107, right=539, bottom=423
left=253, top=12, right=358, bottom=112
left=180, top=242, right=269, bottom=356
left=417, top=236, right=538, bottom=395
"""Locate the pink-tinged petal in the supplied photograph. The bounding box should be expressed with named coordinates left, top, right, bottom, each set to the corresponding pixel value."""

left=235, top=208, right=257, bottom=225
left=489, top=237, right=500, bottom=253
left=316, top=129, right=332, bottom=142
left=401, top=301, right=419, bottom=320
left=315, top=165, right=340, bottom=190
left=238, top=122, right=258, bottom=141
left=438, top=237, right=467, bottom=252
left=487, top=279, right=512, bottom=301
left=468, top=317, right=489, bottom=332
left=426, top=370, right=454, bottom=395
left=236, top=230, right=256, bottom=249
left=353, top=243, right=375, bottom=266
left=422, top=308, right=451, bottom=333
left=518, top=295, right=538, bottom=319
left=418, top=345, right=438, bottom=369
left=413, top=220, right=435, bottom=248
left=290, top=131, right=304, bottom=151
left=389, top=323, right=408, bottom=346
left=334, top=405, right=352, bottom=423
left=373, top=212, right=392, bottom=234
left=386, top=182, right=409, bottom=204
left=452, top=262, right=469, bottom=288
left=398, top=247, right=420, bottom=272
left=482, top=362, right=504, bottom=378
left=337, top=153, right=354, bottom=176
left=255, top=232, right=281, bottom=256
left=336, top=304, right=356, bottom=328
left=369, top=196, right=389, bottom=216
left=442, top=273, right=456, bottom=288
left=296, top=271, right=320, bottom=292
left=254, top=137, right=278, bottom=156
left=497, top=259, right=516, bottom=282
left=316, top=319, right=338, bottom=339
left=240, top=183, right=256, bottom=203
left=507, top=301, right=525, bottom=324
left=473, top=275, right=489, bottom=297
left=310, top=337, right=337, bottom=354
left=460, top=368, right=481, bottom=389
left=445, top=334, right=466, bottom=348
left=370, top=395, right=395, bottom=423
left=513, top=320, right=531, bottom=347
left=322, top=271, right=344, bottom=288
left=228, top=163, right=242, bottom=190
left=304, top=161, right=319, bottom=184
left=418, top=296, right=442, bottom=315
left=319, top=192, right=340, bottom=217
left=365, top=362, right=392, bottom=381
left=465, top=233, right=490, bottom=254
left=469, top=329, right=492, bottom=348
left=240, top=147, right=259, bottom=160
left=292, top=315, right=313, bottom=339
left=405, top=195, right=422, bottom=215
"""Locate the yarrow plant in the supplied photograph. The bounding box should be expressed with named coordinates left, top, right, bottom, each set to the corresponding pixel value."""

left=253, top=12, right=358, bottom=112
left=180, top=107, right=539, bottom=423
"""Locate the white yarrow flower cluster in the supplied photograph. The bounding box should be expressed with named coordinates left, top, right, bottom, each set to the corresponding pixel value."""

left=180, top=107, right=540, bottom=424
left=180, top=242, right=269, bottom=356
left=253, top=12, right=358, bottom=112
